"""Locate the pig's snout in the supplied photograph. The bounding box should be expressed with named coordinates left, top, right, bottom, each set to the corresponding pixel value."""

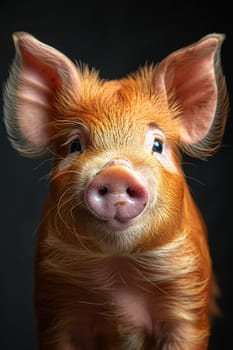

left=85, top=161, right=148, bottom=226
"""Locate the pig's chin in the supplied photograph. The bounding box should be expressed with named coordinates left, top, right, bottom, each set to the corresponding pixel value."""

left=88, top=213, right=146, bottom=253
left=86, top=205, right=146, bottom=232
left=85, top=204, right=148, bottom=251
left=89, top=211, right=141, bottom=231
left=103, top=216, right=139, bottom=231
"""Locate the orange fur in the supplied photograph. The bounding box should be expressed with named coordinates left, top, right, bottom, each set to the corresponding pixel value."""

left=35, top=70, right=214, bottom=349
left=3, top=33, right=228, bottom=349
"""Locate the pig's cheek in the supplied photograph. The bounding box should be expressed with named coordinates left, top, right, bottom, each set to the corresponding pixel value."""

left=154, top=146, right=179, bottom=175
left=158, top=170, right=185, bottom=223
left=57, top=153, right=79, bottom=172
left=137, top=166, right=158, bottom=209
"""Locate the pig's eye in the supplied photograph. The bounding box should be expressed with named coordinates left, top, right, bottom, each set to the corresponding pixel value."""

left=69, top=138, right=82, bottom=153
left=152, top=138, right=163, bottom=154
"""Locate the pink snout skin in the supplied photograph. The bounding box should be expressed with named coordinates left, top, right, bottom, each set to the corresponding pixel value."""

left=85, top=161, right=149, bottom=228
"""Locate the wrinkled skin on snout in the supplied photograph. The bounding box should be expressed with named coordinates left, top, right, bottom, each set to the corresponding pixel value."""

left=3, top=32, right=228, bottom=349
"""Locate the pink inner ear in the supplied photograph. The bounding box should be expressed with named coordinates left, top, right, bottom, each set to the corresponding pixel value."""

left=13, top=33, right=80, bottom=147
left=155, top=36, right=221, bottom=145
left=17, top=51, right=58, bottom=146
left=169, top=52, right=217, bottom=144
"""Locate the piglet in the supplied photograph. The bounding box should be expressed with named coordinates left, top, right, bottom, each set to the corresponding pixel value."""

left=3, top=32, right=228, bottom=350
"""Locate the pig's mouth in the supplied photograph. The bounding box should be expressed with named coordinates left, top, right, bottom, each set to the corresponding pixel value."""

left=85, top=191, right=148, bottom=230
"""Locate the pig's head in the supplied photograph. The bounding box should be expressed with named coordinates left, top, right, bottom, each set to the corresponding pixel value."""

left=3, top=33, right=228, bottom=252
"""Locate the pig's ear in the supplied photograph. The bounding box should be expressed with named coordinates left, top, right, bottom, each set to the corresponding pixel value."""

left=3, top=32, right=80, bottom=156
left=154, top=34, right=228, bottom=158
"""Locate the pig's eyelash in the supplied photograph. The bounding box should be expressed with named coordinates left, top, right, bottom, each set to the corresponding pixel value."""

left=60, top=135, right=82, bottom=147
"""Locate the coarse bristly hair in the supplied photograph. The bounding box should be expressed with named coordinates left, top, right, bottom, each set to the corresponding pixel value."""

left=2, top=32, right=229, bottom=350
left=3, top=49, right=228, bottom=160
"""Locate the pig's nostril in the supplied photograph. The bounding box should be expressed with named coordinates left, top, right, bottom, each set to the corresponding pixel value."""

left=98, top=185, right=141, bottom=198
left=85, top=165, right=149, bottom=223
left=98, top=186, right=108, bottom=196
left=126, top=187, right=137, bottom=198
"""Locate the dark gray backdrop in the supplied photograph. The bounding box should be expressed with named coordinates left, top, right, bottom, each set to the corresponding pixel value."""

left=0, top=1, right=232, bottom=349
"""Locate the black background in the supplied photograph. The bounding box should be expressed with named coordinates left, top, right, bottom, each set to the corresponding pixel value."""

left=0, top=1, right=232, bottom=349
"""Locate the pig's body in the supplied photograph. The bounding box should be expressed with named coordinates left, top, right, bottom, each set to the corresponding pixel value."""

left=3, top=33, right=228, bottom=349
left=36, top=185, right=212, bottom=350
